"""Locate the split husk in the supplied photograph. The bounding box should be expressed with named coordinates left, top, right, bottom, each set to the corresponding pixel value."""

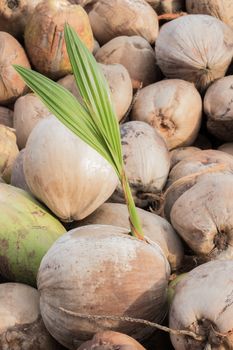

left=11, top=149, right=30, bottom=192
left=0, top=125, right=19, bottom=183
left=131, top=79, right=202, bottom=150
left=155, top=15, right=233, bottom=91
left=38, top=225, right=170, bottom=349
left=0, top=106, right=13, bottom=127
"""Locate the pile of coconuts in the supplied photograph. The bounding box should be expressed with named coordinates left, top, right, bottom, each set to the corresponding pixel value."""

left=2, top=0, right=233, bottom=349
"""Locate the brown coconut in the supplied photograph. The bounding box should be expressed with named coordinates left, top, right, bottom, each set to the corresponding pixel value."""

left=24, top=0, right=94, bottom=79
left=0, top=32, right=30, bottom=105
left=110, top=121, right=170, bottom=208
left=58, top=63, right=133, bottom=121
left=0, top=0, right=43, bottom=38
left=155, top=15, right=233, bottom=91
left=88, top=0, right=159, bottom=45
left=186, top=0, right=233, bottom=29
left=131, top=79, right=202, bottom=150
left=11, top=149, right=30, bottom=192
left=24, top=116, right=118, bottom=221
left=218, top=143, right=233, bottom=156
left=95, top=36, right=160, bottom=90
left=204, top=75, right=233, bottom=141
left=76, top=202, right=184, bottom=271
left=169, top=146, right=200, bottom=168
left=147, top=0, right=185, bottom=13
left=13, top=93, right=52, bottom=149
left=170, top=260, right=233, bottom=349
left=77, top=331, right=146, bottom=350
left=38, top=225, right=170, bottom=349
left=0, top=125, right=19, bottom=183
left=0, top=282, right=64, bottom=349
left=0, top=106, right=13, bottom=127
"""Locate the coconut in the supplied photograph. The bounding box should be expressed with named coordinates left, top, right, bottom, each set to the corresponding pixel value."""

left=167, top=273, right=187, bottom=306
left=38, top=225, right=170, bottom=349
left=0, top=106, right=13, bottom=127
left=58, top=63, right=133, bottom=121
left=24, top=116, right=118, bottom=221
left=131, top=80, right=202, bottom=150
left=76, top=202, right=184, bottom=271
left=204, top=75, right=233, bottom=141
left=0, top=0, right=43, bottom=38
left=13, top=93, right=52, bottom=150
left=95, top=36, right=160, bottom=90
left=169, top=147, right=200, bottom=168
left=0, top=183, right=66, bottom=285
left=170, top=260, right=233, bottom=349
left=0, top=32, right=30, bottom=105
left=11, top=149, right=30, bottom=192
left=24, top=0, right=94, bottom=79
left=88, top=0, right=159, bottom=45
left=68, top=0, right=92, bottom=5
left=0, top=283, right=64, bottom=349
left=77, top=331, right=146, bottom=350
left=147, top=0, right=185, bottom=13
left=186, top=0, right=233, bottom=29
left=0, top=125, right=19, bottom=183
left=155, top=15, right=233, bottom=91
left=110, top=121, right=170, bottom=208
left=218, top=143, right=233, bottom=156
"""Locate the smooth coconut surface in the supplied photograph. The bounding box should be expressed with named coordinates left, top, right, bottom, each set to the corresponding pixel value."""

left=38, top=225, right=170, bottom=349
left=0, top=125, right=19, bottom=183
left=11, top=149, right=30, bottom=193
left=170, top=260, right=233, bottom=349
left=169, top=147, right=201, bottom=169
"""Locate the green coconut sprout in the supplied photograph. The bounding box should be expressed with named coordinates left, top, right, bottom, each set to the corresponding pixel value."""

left=14, top=24, right=144, bottom=240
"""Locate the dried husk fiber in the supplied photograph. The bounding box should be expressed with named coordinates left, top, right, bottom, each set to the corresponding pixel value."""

left=0, top=125, right=19, bottom=183
left=155, top=15, right=233, bottom=91
left=38, top=225, right=170, bottom=349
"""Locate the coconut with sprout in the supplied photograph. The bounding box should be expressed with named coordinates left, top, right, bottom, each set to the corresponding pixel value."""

left=0, top=125, right=19, bottom=183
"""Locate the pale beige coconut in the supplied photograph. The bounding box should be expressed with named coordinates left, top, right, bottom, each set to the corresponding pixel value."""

left=77, top=202, right=184, bottom=271
left=88, top=0, right=159, bottom=45
left=170, top=172, right=233, bottom=260
left=131, top=79, right=202, bottom=150
left=170, top=260, right=233, bottom=349
left=77, top=331, right=146, bottom=350
left=24, top=116, right=118, bottom=221
left=204, top=75, right=233, bottom=141
left=0, top=125, right=19, bottom=183
left=96, top=36, right=160, bottom=90
left=0, top=32, right=30, bottom=105
left=13, top=93, right=52, bottom=149
left=218, top=143, right=233, bottom=156
left=169, top=146, right=200, bottom=168
left=186, top=0, right=233, bottom=29
left=0, top=283, right=64, bottom=349
left=24, top=0, right=94, bottom=79
left=110, top=121, right=170, bottom=208
left=38, top=225, right=170, bottom=349
left=0, top=106, right=13, bottom=127
left=11, top=149, right=30, bottom=193
left=147, top=0, right=185, bottom=13
left=155, top=15, right=233, bottom=91
left=0, top=0, right=42, bottom=38
left=58, top=63, right=133, bottom=121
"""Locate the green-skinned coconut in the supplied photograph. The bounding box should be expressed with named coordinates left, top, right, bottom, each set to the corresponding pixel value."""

left=0, top=183, right=66, bottom=286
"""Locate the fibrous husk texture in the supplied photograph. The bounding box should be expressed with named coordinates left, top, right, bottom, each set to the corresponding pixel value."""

left=155, top=15, right=233, bottom=91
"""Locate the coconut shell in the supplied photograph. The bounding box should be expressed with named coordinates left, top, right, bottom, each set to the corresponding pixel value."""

left=77, top=331, right=146, bottom=350
left=24, top=0, right=94, bottom=79
left=204, top=75, right=233, bottom=141
left=76, top=202, right=184, bottom=271
left=155, top=15, right=233, bottom=91
left=0, top=283, right=64, bottom=349
left=169, top=147, right=200, bottom=168
left=24, top=116, right=118, bottom=221
left=131, top=79, right=202, bottom=150
left=147, top=0, right=185, bottom=13
left=13, top=93, right=52, bottom=149
left=186, top=0, right=233, bottom=29
left=0, top=32, right=30, bottom=105
left=170, top=260, right=233, bottom=349
left=96, top=36, right=160, bottom=90
left=38, top=225, right=170, bottom=349
left=0, top=183, right=66, bottom=285
left=88, top=0, right=158, bottom=45
left=11, top=149, right=30, bottom=193
left=218, top=143, right=233, bottom=156
left=0, top=125, right=19, bottom=183
left=110, top=121, right=170, bottom=208
left=0, top=106, right=13, bottom=127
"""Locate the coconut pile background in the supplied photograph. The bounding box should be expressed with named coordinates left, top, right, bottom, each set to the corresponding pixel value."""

left=1, top=0, right=233, bottom=349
